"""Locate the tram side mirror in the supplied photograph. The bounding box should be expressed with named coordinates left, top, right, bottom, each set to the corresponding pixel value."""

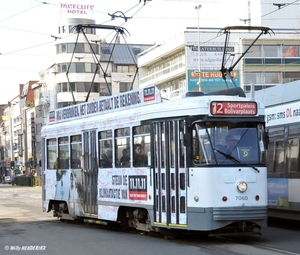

left=184, top=133, right=191, bottom=146
left=147, top=151, right=151, bottom=167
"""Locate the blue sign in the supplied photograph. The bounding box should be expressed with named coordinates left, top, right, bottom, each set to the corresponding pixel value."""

left=187, top=69, right=240, bottom=92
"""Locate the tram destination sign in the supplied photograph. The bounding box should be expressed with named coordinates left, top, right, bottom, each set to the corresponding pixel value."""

left=210, top=101, right=257, bottom=116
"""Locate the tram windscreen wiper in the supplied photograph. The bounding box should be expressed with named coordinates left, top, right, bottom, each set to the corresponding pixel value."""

left=214, top=148, right=260, bottom=173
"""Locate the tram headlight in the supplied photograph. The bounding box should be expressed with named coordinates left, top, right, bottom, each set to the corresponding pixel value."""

left=236, top=181, right=248, bottom=193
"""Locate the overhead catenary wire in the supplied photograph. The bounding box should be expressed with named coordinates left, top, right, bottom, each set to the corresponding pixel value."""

left=0, top=1, right=149, bottom=56
left=251, top=0, right=300, bottom=22
left=0, top=3, right=48, bottom=23
left=1, top=0, right=300, bottom=86
left=1, top=1, right=299, bottom=56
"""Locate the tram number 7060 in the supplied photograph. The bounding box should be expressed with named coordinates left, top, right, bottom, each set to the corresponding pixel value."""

left=235, top=196, right=248, bottom=201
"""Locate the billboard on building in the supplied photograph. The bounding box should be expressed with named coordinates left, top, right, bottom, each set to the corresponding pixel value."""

left=187, top=69, right=240, bottom=92
left=185, top=32, right=240, bottom=92
left=186, top=45, right=236, bottom=69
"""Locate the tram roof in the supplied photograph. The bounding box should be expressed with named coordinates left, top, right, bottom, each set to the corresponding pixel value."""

left=42, top=86, right=265, bottom=137
left=251, top=80, right=300, bottom=107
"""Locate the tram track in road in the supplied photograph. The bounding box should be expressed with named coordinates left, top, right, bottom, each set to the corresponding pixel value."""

left=210, top=235, right=300, bottom=255
left=3, top=185, right=298, bottom=254
left=50, top=217, right=300, bottom=255
left=161, top=232, right=300, bottom=255
left=28, top=215, right=300, bottom=255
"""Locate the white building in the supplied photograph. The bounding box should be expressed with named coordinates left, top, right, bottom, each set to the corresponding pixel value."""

left=42, top=17, right=153, bottom=110
left=138, top=0, right=300, bottom=99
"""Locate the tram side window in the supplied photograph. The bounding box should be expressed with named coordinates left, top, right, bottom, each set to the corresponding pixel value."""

left=99, top=130, right=113, bottom=168
left=169, top=121, right=184, bottom=168
left=58, top=137, right=69, bottom=169
left=286, top=137, right=299, bottom=173
left=274, top=140, right=284, bottom=173
left=71, top=135, right=82, bottom=169
left=179, top=121, right=185, bottom=168
left=267, top=126, right=284, bottom=173
left=115, top=128, right=130, bottom=168
left=192, top=127, right=200, bottom=164
left=47, top=138, right=57, bottom=169
left=191, top=125, right=212, bottom=165
left=133, top=125, right=150, bottom=167
left=266, top=141, right=276, bottom=173
left=170, top=122, right=175, bottom=168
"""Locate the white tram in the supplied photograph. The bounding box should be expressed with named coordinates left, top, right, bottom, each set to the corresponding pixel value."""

left=42, top=86, right=268, bottom=236
left=253, top=82, right=300, bottom=221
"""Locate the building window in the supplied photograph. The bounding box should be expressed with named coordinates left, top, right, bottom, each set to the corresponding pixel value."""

left=244, top=72, right=263, bottom=84
left=85, top=63, right=92, bottom=72
left=93, top=83, right=99, bottom=92
left=244, top=59, right=262, bottom=64
left=116, top=65, right=129, bottom=73
left=244, top=45, right=262, bottom=57
left=76, top=63, right=85, bottom=73
left=68, top=43, right=75, bottom=53
left=119, top=82, right=131, bottom=93
left=61, top=44, right=67, bottom=53
left=57, top=82, right=100, bottom=93
left=264, top=59, right=282, bottom=65
left=68, top=63, right=76, bottom=73
left=60, top=63, right=68, bottom=73
left=282, top=72, right=300, bottom=83
left=70, top=82, right=75, bottom=92
left=74, top=43, right=84, bottom=53
left=57, top=63, right=97, bottom=73
left=282, top=45, right=299, bottom=57
left=264, top=45, right=280, bottom=57
left=265, top=72, right=281, bottom=83
left=62, top=83, right=68, bottom=92
left=77, top=82, right=86, bottom=92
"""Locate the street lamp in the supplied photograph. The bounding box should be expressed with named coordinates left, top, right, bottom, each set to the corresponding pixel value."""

left=195, top=5, right=202, bottom=91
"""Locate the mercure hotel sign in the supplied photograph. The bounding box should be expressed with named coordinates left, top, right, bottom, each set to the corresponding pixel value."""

left=60, top=3, right=95, bottom=14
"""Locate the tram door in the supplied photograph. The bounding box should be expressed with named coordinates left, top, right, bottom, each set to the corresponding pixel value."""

left=153, top=120, right=187, bottom=227
left=82, top=130, right=98, bottom=216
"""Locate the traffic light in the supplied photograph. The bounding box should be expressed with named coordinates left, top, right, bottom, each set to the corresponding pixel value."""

left=10, top=161, right=15, bottom=170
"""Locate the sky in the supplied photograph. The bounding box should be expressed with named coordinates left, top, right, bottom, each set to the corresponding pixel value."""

left=0, top=0, right=248, bottom=104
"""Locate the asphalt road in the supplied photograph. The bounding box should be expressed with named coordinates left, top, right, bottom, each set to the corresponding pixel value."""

left=1, top=184, right=300, bottom=255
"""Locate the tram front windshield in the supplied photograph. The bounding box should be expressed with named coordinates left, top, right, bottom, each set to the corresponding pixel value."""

left=192, top=122, right=266, bottom=165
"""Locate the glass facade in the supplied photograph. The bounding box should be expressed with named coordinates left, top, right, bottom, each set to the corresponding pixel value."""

left=243, top=42, right=300, bottom=92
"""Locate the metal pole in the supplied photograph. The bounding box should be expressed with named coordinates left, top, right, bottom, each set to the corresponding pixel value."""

left=195, top=5, right=202, bottom=91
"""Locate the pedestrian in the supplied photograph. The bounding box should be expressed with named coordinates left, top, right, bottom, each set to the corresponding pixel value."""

left=11, top=172, right=15, bottom=185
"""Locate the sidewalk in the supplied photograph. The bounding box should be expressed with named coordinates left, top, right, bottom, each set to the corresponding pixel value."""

left=0, top=183, right=51, bottom=222
left=0, top=183, right=42, bottom=197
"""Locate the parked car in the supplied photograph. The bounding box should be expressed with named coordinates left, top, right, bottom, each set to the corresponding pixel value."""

left=4, top=176, right=12, bottom=184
